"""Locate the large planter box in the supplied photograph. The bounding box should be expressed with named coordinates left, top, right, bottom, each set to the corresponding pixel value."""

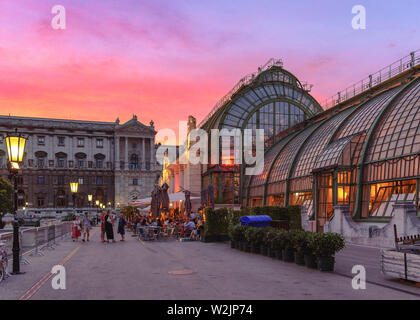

left=381, top=250, right=420, bottom=282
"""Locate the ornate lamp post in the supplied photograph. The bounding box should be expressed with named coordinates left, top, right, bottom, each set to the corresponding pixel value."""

left=5, top=129, right=27, bottom=275
left=87, top=194, right=93, bottom=208
left=70, top=181, right=79, bottom=214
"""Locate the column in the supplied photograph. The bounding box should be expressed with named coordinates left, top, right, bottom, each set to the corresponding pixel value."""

left=115, top=137, right=120, bottom=170
left=150, top=137, right=154, bottom=170
left=142, top=138, right=146, bottom=170
left=124, top=137, right=128, bottom=170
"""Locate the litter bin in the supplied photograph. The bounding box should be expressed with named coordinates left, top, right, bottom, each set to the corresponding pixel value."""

left=240, top=215, right=272, bottom=228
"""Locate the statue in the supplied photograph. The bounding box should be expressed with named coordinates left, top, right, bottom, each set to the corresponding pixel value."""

left=151, top=185, right=162, bottom=218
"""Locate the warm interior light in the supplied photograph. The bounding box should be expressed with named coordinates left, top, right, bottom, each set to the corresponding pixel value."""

left=88, top=194, right=93, bottom=202
left=70, top=182, right=79, bottom=193
left=95, top=200, right=100, bottom=206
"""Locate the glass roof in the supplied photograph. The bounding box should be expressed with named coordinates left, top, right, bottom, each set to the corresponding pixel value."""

left=267, top=125, right=317, bottom=184
left=366, top=79, right=420, bottom=162
left=291, top=108, right=353, bottom=178
left=335, top=86, right=402, bottom=140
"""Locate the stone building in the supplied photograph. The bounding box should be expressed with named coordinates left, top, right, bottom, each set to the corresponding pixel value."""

left=0, top=114, right=160, bottom=211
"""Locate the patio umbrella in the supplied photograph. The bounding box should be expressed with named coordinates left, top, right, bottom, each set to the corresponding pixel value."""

left=151, top=185, right=162, bottom=218
left=161, top=182, right=170, bottom=213
left=184, top=190, right=192, bottom=217
left=201, top=188, right=208, bottom=207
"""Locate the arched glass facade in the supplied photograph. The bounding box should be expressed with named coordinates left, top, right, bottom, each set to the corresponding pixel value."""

left=245, top=74, right=420, bottom=230
left=200, top=65, right=323, bottom=205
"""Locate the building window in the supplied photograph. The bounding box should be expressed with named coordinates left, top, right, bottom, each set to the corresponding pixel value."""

left=58, top=176, right=64, bottom=185
left=132, top=143, right=137, bottom=149
left=76, top=158, right=84, bottom=168
left=37, top=136, right=45, bottom=145
left=96, top=139, right=104, bottom=148
left=96, top=176, right=103, bottom=185
left=37, top=197, right=45, bottom=207
left=77, top=138, right=84, bottom=147
left=37, top=176, right=45, bottom=185
left=130, top=154, right=139, bottom=169
left=133, top=178, right=138, bottom=185
left=58, top=137, right=65, bottom=146
left=37, top=157, right=45, bottom=168
left=96, top=159, right=103, bottom=169
left=78, top=177, right=84, bottom=185
left=57, top=157, right=65, bottom=168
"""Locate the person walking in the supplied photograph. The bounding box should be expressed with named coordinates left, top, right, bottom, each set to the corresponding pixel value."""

left=117, top=214, right=127, bottom=241
left=72, top=216, right=81, bottom=242
left=82, top=212, right=91, bottom=242
left=104, top=211, right=116, bottom=243
left=100, top=211, right=106, bottom=243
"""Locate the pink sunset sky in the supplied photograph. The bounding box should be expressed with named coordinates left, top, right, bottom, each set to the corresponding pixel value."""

left=0, top=0, right=418, bottom=139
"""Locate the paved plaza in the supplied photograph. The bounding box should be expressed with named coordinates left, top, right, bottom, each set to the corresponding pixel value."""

left=0, top=227, right=419, bottom=300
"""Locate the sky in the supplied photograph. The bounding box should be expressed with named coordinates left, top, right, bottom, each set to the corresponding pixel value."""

left=0, top=0, right=418, bottom=141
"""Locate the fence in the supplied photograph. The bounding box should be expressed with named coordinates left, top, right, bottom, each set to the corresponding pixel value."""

left=322, top=50, right=420, bottom=109
left=0, top=222, right=72, bottom=262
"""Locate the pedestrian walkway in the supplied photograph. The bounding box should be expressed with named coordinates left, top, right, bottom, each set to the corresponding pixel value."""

left=0, top=228, right=419, bottom=300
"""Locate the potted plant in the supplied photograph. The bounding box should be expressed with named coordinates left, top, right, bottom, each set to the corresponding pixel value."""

left=229, top=224, right=244, bottom=249
left=272, top=231, right=284, bottom=260
left=265, top=229, right=278, bottom=258
left=292, top=231, right=308, bottom=266
left=303, top=233, right=318, bottom=269
left=243, top=227, right=254, bottom=253
left=257, top=228, right=269, bottom=256
left=281, top=231, right=296, bottom=262
left=313, top=233, right=345, bottom=272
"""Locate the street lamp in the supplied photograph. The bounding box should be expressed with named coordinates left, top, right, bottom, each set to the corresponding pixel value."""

left=4, top=129, right=27, bottom=275
left=70, top=181, right=79, bottom=214
left=88, top=194, right=93, bottom=208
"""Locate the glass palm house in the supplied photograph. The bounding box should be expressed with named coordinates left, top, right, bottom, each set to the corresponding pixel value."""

left=199, top=53, right=420, bottom=231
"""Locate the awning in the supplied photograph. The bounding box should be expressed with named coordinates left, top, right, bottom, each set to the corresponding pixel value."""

left=130, top=192, right=199, bottom=207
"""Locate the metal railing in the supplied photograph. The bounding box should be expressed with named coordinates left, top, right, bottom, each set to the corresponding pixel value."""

left=0, top=222, right=72, bottom=261
left=322, top=50, right=420, bottom=109
left=198, top=58, right=283, bottom=128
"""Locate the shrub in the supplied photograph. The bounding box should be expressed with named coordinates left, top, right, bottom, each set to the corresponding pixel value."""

left=264, top=229, right=278, bottom=249
left=204, top=207, right=230, bottom=236
left=229, top=224, right=246, bottom=242
left=244, top=227, right=256, bottom=244
left=287, top=206, right=302, bottom=230
left=313, top=233, right=345, bottom=258
left=293, top=231, right=310, bottom=254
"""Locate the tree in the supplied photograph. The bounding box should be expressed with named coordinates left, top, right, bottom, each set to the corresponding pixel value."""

left=120, top=206, right=138, bottom=218
left=0, top=176, right=13, bottom=228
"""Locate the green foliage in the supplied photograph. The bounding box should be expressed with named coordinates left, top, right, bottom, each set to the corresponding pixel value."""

left=264, top=228, right=278, bottom=249
left=0, top=176, right=13, bottom=228
left=292, top=231, right=311, bottom=254
left=228, top=224, right=246, bottom=242
left=287, top=205, right=302, bottom=231
left=204, top=207, right=229, bottom=237
left=121, top=206, right=138, bottom=218
left=313, top=233, right=346, bottom=258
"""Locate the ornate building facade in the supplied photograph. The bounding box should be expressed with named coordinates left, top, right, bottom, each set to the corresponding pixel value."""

left=0, top=114, right=160, bottom=211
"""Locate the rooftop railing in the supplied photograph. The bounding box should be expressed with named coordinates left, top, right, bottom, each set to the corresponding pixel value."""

left=198, top=58, right=283, bottom=128
left=322, top=50, right=420, bottom=109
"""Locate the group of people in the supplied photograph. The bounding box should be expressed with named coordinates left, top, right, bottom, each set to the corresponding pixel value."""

left=71, top=210, right=127, bottom=243
left=128, top=214, right=204, bottom=240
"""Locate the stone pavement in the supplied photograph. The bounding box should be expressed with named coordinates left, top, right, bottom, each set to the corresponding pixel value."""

left=0, top=227, right=419, bottom=300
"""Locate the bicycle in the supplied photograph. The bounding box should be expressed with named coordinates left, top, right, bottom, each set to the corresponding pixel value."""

left=0, top=241, right=9, bottom=283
